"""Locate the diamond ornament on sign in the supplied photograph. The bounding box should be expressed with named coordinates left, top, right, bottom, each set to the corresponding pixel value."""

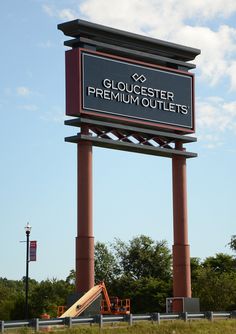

left=131, top=73, right=147, bottom=83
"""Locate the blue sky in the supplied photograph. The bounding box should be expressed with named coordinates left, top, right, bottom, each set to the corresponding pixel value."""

left=0, top=0, right=235, bottom=281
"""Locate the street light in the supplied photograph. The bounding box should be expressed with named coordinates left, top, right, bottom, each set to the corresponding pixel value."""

left=24, top=222, right=31, bottom=319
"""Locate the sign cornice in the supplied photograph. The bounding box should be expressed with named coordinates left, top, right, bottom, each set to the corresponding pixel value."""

left=58, top=19, right=201, bottom=63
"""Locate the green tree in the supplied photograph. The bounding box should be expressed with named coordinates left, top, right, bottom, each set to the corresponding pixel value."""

left=192, top=253, right=236, bottom=311
left=110, top=275, right=171, bottom=313
left=0, top=279, right=17, bottom=320
left=203, top=253, right=236, bottom=273
left=106, top=235, right=172, bottom=313
left=0, top=277, right=29, bottom=320
left=192, top=268, right=236, bottom=311
left=228, top=235, right=236, bottom=253
left=93, top=235, right=172, bottom=313
left=191, top=257, right=202, bottom=282
left=94, top=242, right=118, bottom=284
left=66, top=269, right=76, bottom=285
left=113, top=235, right=172, bottom=281
left=10, top=295, right=25, bottom=320
left=30, top=278, right=74, bottom=317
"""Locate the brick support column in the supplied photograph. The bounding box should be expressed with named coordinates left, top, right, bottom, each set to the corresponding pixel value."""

left=76, top=127, right=94, bottom=293
left=172, top=143, right=191, bottom=307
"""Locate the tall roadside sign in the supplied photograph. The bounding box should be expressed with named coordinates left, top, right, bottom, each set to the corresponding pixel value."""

left=58, top=19, right=200, bottom=313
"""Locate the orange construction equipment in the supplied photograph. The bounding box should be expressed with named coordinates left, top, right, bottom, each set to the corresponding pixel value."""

left=100, top=282, right=130, bottom=315
left=57, top=306, right=66, bottom=317
left=101, top=296, right=130, bottom=315
left=59, top=282, right=130, bottom=318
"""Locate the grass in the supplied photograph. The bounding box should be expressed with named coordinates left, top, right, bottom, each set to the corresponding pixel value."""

left=14, top=320, right=236, bottom=334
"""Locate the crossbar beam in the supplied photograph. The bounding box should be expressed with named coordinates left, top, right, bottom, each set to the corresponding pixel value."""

left=65, top=134, right=197, bottom=159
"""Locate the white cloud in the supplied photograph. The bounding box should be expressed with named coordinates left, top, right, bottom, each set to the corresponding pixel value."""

left=197, top=97, right=236, bottom=132
left=16, top=86, right=30, bottom=97
left=198, top=133, right=223, bottom=149
left=58, top=9, right=77, bottom=21
left=80, top=0, right=156, bottom=34
left=174, top=25, right=236, bottom=86
left=226, top=61, right=236, bottom=91
left=170, top=0, right=236, bottom=20
left=40, top=107, right=64, bottom=123
left=78, top=0, right=236, bottom=36
left=42, top=4, right=54, bottom=17
left=42, top=4, right=76, bottom=21
left=78, top=0, right=236, bottom=88
left=196, top=96, right=236, bottom=148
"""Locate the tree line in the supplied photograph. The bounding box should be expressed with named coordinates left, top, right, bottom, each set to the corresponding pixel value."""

left=0, top=235, right=235, bottom=320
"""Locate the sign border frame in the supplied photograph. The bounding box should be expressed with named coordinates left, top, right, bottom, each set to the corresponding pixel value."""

left=66, top=48, right=195, bottom=134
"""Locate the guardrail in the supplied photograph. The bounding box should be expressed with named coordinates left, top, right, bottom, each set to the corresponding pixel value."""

left=0, top=311, right=235, bottom=332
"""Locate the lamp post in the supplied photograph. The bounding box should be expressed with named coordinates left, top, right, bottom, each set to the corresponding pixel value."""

left=24, top=223, right=31, bottom=319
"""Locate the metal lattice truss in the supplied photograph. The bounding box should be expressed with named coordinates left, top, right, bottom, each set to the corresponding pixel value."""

left=65, top=117, right=197, bottom=159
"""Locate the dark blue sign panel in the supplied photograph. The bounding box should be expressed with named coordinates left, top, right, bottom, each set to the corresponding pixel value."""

left=82, top=51, right=194, bottom=132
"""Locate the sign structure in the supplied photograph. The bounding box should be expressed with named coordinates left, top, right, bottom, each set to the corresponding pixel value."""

left=29, top=240, right=37, bottom=262
left=58, top=18, right=201, bottom=312
left=66, top=49, right=195, bottom=134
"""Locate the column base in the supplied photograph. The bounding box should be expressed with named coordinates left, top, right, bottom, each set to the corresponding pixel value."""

left=67, top=292, right=102, bottom=316
left=172, top=244, right=191, bottom=298
left=166, top=297, right=200, bottom=313
left=76, top=236, right=94, bottom=293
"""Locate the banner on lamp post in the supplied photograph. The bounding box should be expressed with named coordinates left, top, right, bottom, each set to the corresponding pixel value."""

left=30, top=240, right=37, bottom=262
